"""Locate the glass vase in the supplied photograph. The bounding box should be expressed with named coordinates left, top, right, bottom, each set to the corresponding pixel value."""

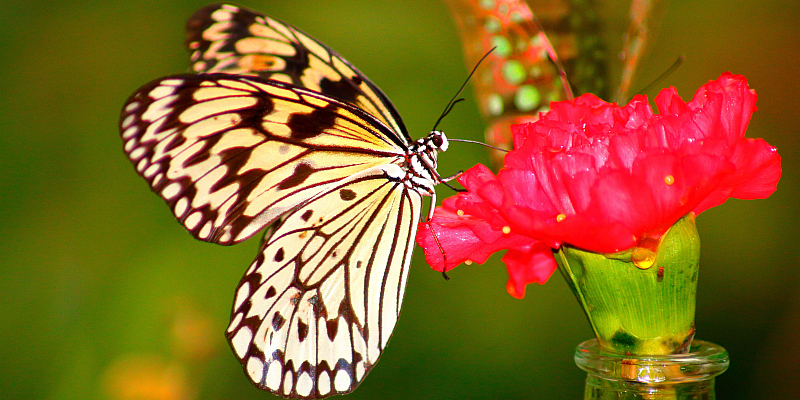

left=574, top=339, right=729, bottom=400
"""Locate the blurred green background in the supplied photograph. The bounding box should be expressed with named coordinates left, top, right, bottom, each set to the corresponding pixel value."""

left=2, top=0, right=797, bottom=399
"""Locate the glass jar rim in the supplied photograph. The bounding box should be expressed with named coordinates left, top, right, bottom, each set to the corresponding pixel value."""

left=575, top=339, right=729, bottom=384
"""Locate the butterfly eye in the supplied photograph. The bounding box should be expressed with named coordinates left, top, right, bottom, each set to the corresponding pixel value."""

left=431, top=132, right=448, bottom=152
left=431, top=133, right=444, bottom=148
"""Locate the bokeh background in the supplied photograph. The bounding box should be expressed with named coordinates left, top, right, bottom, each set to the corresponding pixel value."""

left=2, top=0, right=797, bottom=399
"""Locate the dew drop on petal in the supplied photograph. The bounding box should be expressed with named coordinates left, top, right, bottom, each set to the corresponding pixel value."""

left=464, top=259, right=473, bottom=265
left=664, top=175, right=675, bottom=185
left=556, top=214, right=566, bottom=222
left=456, top=209, right=465, bottom=216
left=632, top=247, right=657, bottom=270
left=502, top=226, right=511, bottom=234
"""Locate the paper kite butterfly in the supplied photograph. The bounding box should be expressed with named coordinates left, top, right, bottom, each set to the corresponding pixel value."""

left=119, top=3, right=454, bottom=398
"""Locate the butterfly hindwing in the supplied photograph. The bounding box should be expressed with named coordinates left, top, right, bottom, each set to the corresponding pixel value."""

left=119, top=73, right=408, bottom=245
left=186, top=3, right=409, bottom=139
left=226, top=169, right=421, bottom=397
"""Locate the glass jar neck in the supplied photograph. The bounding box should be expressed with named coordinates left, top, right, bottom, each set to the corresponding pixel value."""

left=575, top=339, right=729, bottom=400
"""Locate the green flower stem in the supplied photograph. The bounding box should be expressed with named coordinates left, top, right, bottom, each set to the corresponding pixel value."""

left=556, top=214, right=700, bottom=355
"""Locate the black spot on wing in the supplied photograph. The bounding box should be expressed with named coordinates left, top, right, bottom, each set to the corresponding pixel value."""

left=338, top=299, right=355, bottom=325
left=297, top=320, right=309, bottom=342
left=339, top=189, right=356, bottom=201
left=308, top=294, right=324, bottom=316
left=248, top=345, right=266, bottom=363
left=287, top=104, right=338, bottom=140
left=351, top=350, right=364, bottom=367
left=326, top=318, right=339, bottom=341
left=274, top=248, right=285, bottom=262
left=319, top=77, right=361, bottom=105
left=290, top=293, right=302, bottom=306
left=278, top=162, right=315, bottom=190
left=272, top=312, right=286, bottom=331
left=300, top=209, right=313, bottom=222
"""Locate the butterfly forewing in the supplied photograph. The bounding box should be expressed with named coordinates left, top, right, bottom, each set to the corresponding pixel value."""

left=226, top=169, right=422, bottom=397
left=120, top=74, right=407, bottom=245
left=186, top=3, right=409, bottom=140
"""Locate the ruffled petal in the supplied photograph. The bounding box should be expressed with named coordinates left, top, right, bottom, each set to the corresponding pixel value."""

left=503, top=244, right=558, bottom=299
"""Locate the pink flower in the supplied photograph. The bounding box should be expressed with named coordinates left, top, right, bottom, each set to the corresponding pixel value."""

left=417, top=73, right=781, bottom=298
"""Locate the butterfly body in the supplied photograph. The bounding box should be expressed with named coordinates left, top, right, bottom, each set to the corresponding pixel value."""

left=120, top=4, right=449, bottom=398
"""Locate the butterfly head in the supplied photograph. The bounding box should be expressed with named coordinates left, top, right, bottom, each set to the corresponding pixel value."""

left=405, top=131, right=450, bottom=191
left=415, top=130, right=448, bottom=154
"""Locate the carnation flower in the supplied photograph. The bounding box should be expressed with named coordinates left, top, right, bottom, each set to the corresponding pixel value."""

left=417, top=72, right=781, bottom=299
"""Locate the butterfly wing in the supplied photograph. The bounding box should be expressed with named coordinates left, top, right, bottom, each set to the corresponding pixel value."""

left=227, top=168, right=422, bottom=397
left=119, top=73, right=408, bottom=245
left=185, top=3, right=410, bottom=140
left=120, top=71, right=426, bottom=398
left=122, top=5, right=439, bottom=396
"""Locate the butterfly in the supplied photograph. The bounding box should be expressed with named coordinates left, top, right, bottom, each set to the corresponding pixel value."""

left=119, top=3, right=453, bottom=398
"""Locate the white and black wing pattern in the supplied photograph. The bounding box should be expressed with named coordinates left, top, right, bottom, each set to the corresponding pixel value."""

left=185, top=3, right=410, bottom=140
left=119, top=73, right=408, bottom=245
left=227, top=168, right=422, bottom=398
left=120, top=71, right=447, bottom=398
left=121, top=4, right=451, bottom=398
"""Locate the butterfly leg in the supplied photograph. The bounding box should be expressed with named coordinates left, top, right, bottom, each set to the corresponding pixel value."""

left=438, top=170, right=467, bottom=193
left=423, top=190, right=451, bottom=280
left=425, top=190, right=437, bottom=221
left=441, top=170, right=463, bottom=182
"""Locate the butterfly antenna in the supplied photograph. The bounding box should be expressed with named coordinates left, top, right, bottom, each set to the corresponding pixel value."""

left=431, top=47, right=497, bottom=132
left=449, top=138, right=510, bottom=153
left=629, top=55, right=684, bottom=101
